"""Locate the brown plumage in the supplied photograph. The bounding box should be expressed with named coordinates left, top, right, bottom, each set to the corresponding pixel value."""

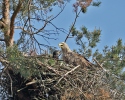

left=58, top=42, right=92, bottom=67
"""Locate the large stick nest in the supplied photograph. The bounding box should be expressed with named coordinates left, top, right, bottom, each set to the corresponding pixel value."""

left=0, top=52, right=125, bottom=100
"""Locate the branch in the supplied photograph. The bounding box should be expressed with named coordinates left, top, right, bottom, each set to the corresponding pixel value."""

left=64, top=9, right=81, bottom=42
left=10, top=0, right=25, bottom=40
left=2, top=0, right=10, bottom=46
left=49, top=3, right=67, bottom=22
left=15, top=26, right=32, bottom=35
left=2, top=0, right=10, bottom=23
left=93, top=58, right=107, bottom=71
left=33, top=22, right=48, bottom=34
left=0, top=38, right=5, bottom=41
left=36, top=59, right=60, bottom=75
left=34, top=3, right=67, bottom=34
left=6, top=70, right=13, bottom=97
left=55, top=65, right=80, bottom=86
left=0, top=19, right=6, bottom=29
left=0, top=58, right=9, bottom=64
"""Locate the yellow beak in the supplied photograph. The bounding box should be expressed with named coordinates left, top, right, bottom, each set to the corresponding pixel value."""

left=58, top=43, right=62, bottom=48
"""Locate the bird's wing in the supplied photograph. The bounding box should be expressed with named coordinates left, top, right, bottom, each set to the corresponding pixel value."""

left=63, top=51, right=92, bottom=67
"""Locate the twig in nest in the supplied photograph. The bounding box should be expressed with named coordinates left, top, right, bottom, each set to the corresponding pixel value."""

left=17, top=86, right=27, bottom=92
left=6, top=70, right=13, bottom=97
left=36, top=58, right=78, bottom=87
left=26, top=79, right=37, bottom=86
left=93, top=58, right=107, bottom=71
left=36, top=58, right=60, bottom=75
left=55, top=65, right=80, bottom=86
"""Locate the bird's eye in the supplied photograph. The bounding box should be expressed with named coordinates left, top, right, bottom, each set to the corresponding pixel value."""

left=60, top=44, right=63, bottom=46
left=59, top=44, right=63, bottom=47
left=59, top=43, right=64, bottom=47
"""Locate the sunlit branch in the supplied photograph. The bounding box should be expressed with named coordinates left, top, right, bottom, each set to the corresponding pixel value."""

left=10, top=0, right=25, bottom=40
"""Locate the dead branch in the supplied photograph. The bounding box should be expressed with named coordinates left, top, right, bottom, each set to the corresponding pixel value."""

left=6, top=70, right=13, bottom=97
left=15, top=26, right=32, bottom=35
left=34, top=3, right=66, bottom=35
left=93, top=58, right=106, bottom=70
left=55, top=65, right=80, bottom=86
left=36, top=58, right=60, bottom=75
left=1, top=53, right=125, bottom=99
left=0, top=38, right=5, bottom=41
left=65, top=9, right=81, bottom=42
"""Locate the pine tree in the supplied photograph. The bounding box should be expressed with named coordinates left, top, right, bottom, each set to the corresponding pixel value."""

left=1, top=0, right=125, bottom=100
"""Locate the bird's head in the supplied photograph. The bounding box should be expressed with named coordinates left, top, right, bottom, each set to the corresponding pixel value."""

left=53, top=50, right=60, bottom=58
left=58, top=42, right=71, bottom=53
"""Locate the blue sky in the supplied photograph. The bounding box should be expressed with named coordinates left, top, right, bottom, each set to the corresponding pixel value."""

left=49, top=0, right=125, bottom=51
left=14, top=0, right=125, bottom=52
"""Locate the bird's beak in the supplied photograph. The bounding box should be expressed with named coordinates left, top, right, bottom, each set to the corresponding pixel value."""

left=58, top=43, right=62, bottom=48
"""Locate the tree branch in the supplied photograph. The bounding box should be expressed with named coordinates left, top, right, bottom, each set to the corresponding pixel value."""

left=0, top=38, right=5, bottom=41
left=10, top=0, right=24, bottom=40
left=65, top=9, right=81, bottom=42
left=15, top=26, right=32, bottom=35
left=34, top=3, right=66, bottom=34
left=2, top=0, right=10, bottom=24
left=2, top=0, right=10, bottom=46
left=55, top=65, right=80, bottom=86
left=0, top=19, right=6, bottom=29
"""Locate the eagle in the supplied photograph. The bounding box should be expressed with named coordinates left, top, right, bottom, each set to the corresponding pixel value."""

left=58, top=42, right=93, bottom=68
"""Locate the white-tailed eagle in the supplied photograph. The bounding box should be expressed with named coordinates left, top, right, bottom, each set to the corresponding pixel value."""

left=58, top=42, right=92, bottom=67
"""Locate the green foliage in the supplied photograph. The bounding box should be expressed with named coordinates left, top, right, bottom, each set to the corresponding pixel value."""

left=1, top=0, right=125, bottom=99
left=72, top=25, right=125, bottom=92
left=5, top=45, right=58, bottom=79
left=93, top=39, right=125, bottom=78
left=6, top=46, right=36, bottom=79
left=48, top=59, right=56, bottom=66
left=71, top=26, right=101, bottom=58
left=92, top=1, right=101, bottom=7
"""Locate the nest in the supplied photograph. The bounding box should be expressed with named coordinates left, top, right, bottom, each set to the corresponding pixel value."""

left=0, top=54, right=125, bottom=100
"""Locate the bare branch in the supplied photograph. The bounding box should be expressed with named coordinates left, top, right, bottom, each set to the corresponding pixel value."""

left=15, top=26, right=32, bottom=34
left=93, top=58, right=107, bottom=71
left=65, top=9, right=81, bottom=42
left=6, top=70, right=13, bottom=97
left=55, top=65, right=80, bottom=86
left=0, top=38, right=5, bottom=41
left=33, top=22, right=48, bottom=34
left=36, top=59, right=60, bottom=75
left=34, top=3, right=67, bottom=34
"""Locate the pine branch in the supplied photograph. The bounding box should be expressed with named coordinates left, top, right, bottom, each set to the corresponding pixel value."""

left=2, top=0, right=10, bottom=23
left=10, top=0, right=25, bottom=40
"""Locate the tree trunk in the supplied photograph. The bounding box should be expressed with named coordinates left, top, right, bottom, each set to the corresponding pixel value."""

left=2, top=0, right=13, bottom=47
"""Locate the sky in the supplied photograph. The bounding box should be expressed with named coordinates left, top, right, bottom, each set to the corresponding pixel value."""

left=14, top=0, right=125, bottom=52
left=45, top=0, right=125, bottom=51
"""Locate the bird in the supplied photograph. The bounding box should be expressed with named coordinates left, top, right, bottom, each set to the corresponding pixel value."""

left=53, top=50, right=60, bottom=59
left=58, top=42, right=93, bottom=68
